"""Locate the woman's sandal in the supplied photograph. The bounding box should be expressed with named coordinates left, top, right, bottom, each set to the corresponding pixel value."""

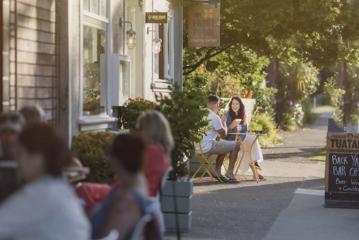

left=254, top=174, right=265, bottom=181
left=254, top=162, right=262, bottom=171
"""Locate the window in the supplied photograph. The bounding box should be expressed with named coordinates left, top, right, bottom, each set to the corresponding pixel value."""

left=83, top=0, right=107, bottom=17
left=82, top=0, right=109, bottom=117
left=154, top=12, right=174, bottom=82
left=159, top=23, right=165, bottom=80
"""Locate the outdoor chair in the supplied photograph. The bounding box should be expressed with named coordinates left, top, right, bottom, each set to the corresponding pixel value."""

left=192, top=143, right=223, bottom=182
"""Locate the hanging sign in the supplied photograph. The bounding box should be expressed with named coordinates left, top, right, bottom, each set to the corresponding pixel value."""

left=325, top=133, right=359, bottom=208
left=145, top=12, right=168, bottom=23
left=187, top=2, right=221, bottom=47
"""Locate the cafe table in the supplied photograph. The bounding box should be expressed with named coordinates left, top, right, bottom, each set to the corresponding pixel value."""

left=227, top=132, right=263, bottom=183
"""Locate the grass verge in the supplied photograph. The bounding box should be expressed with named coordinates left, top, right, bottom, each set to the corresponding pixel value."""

left=311, top=148, right=326, bottom=161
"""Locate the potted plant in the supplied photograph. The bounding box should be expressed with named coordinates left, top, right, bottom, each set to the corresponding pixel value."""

left=158, top=84, right=208, bottom=233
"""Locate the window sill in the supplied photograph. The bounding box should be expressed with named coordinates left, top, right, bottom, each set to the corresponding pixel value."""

left=79, top=116, right=118, bottom=125
left=151, top=80, right=173, bottom=91
left=78, top=116, right=118, bottom=132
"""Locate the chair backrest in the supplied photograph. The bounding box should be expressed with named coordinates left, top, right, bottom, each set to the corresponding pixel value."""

left=240, top=98, right=256, bottom=128
left=194, top=142, right=204, bottom=154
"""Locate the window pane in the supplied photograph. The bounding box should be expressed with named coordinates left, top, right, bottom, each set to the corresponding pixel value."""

left=91, top=0, right=99, bottom=15
left=100, top=0, right=107, bottom=17
left=83, top=26, right=106, bottom=116
left=83, top=0, right=90, bottom=11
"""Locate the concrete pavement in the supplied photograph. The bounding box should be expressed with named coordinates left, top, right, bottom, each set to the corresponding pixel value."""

left=264, top=188, right=359, bottom=240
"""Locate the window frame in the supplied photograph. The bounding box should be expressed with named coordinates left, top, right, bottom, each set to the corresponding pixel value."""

left=79, top=0, right=113, bottom=121
left=154, top=10, right=174, bottom=83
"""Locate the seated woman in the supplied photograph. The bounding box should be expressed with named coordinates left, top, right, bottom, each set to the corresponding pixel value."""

left=90, top=133, right=163, bottom=240
left=0, top=123, right=90, bottom=240
left=224, top=97, right=264, bottom=181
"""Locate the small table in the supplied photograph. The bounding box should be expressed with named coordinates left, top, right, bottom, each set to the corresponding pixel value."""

left=228, top=132, right=263, bottom=183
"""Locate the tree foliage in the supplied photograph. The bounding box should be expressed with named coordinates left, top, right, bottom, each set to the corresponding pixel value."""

left=184, top=0, right=359, bottom=127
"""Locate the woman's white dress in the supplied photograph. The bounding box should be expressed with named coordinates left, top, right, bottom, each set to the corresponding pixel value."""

left=237, top=134, right=264, bottom=173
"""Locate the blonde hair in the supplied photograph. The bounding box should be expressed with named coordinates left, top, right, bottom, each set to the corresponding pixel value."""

left=136, top=111, right=174, bottom=156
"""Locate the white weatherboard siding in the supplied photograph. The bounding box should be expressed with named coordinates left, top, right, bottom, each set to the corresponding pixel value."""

left=8, top=0, right=57, bottom=123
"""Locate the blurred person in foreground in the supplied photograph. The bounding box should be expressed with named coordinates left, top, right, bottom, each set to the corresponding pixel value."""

left=0, top=124, right=90, bottom=240
left=76, top=111, right=173, bottom=214
left=0, top=112, right=25, bottom=202
left=90, top=133, right=163, bottom=240
left=19, top=105, right=46, bottom=125
left=136, top=110, right=174, bottom=196
left=19, top=105, right=90, bottom=184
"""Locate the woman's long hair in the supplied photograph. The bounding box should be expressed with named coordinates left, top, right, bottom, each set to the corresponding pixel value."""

left=136, top=111, right=174, bottom=156
left=228, top=97, right=246, bottom=122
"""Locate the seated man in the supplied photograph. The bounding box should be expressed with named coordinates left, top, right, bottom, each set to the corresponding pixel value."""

left=200, top=96, right=241, bottom=183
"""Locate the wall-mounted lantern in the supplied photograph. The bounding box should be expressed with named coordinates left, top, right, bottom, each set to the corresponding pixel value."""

left=147, top=27, right=162, bottom=54
left=119, top=18, right=136, bottom=49
left=152, top=36, right=162, bottom=54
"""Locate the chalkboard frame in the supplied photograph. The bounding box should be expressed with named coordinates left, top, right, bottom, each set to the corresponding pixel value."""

left=325, top=133, right=359, bottom=208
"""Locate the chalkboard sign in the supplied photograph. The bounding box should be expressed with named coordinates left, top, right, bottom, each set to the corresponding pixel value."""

left=325, top=133, right=359, bottom=208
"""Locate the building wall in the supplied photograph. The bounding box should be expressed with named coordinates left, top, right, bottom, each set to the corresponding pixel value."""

left=68, top=0, right=125, bottom=136
left=143, top=0, right=183, bottom=101
left=7, top=0, right=57, bottom=123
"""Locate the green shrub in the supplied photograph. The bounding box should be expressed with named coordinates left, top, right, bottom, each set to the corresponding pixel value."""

left=72, top=132, right=116, bottom=183
left=324, top=76, right=345, bottom=122
left=250, top=114, right=282, bottom=147
left=114, top=79, right=209, bottom=179
left=119, top=98, right=158, bottom=130
left=159, top=84, right=209, bottom=179
left=253, top=87, right=277, bottom=117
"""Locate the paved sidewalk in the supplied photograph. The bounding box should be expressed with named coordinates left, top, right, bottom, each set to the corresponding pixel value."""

left=264, top=189, right=359, bottom=240
left=263, top=108, right=359, bottom=240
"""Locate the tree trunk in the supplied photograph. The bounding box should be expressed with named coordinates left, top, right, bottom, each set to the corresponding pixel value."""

left=339, top=60, right=351, bottom=125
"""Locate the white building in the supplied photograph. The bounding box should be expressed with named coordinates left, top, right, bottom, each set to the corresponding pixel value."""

left=1, top=0, right=183, bottom=141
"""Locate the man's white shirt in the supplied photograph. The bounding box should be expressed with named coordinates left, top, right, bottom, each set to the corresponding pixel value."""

left=200, top=109, right=226, bottom=153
